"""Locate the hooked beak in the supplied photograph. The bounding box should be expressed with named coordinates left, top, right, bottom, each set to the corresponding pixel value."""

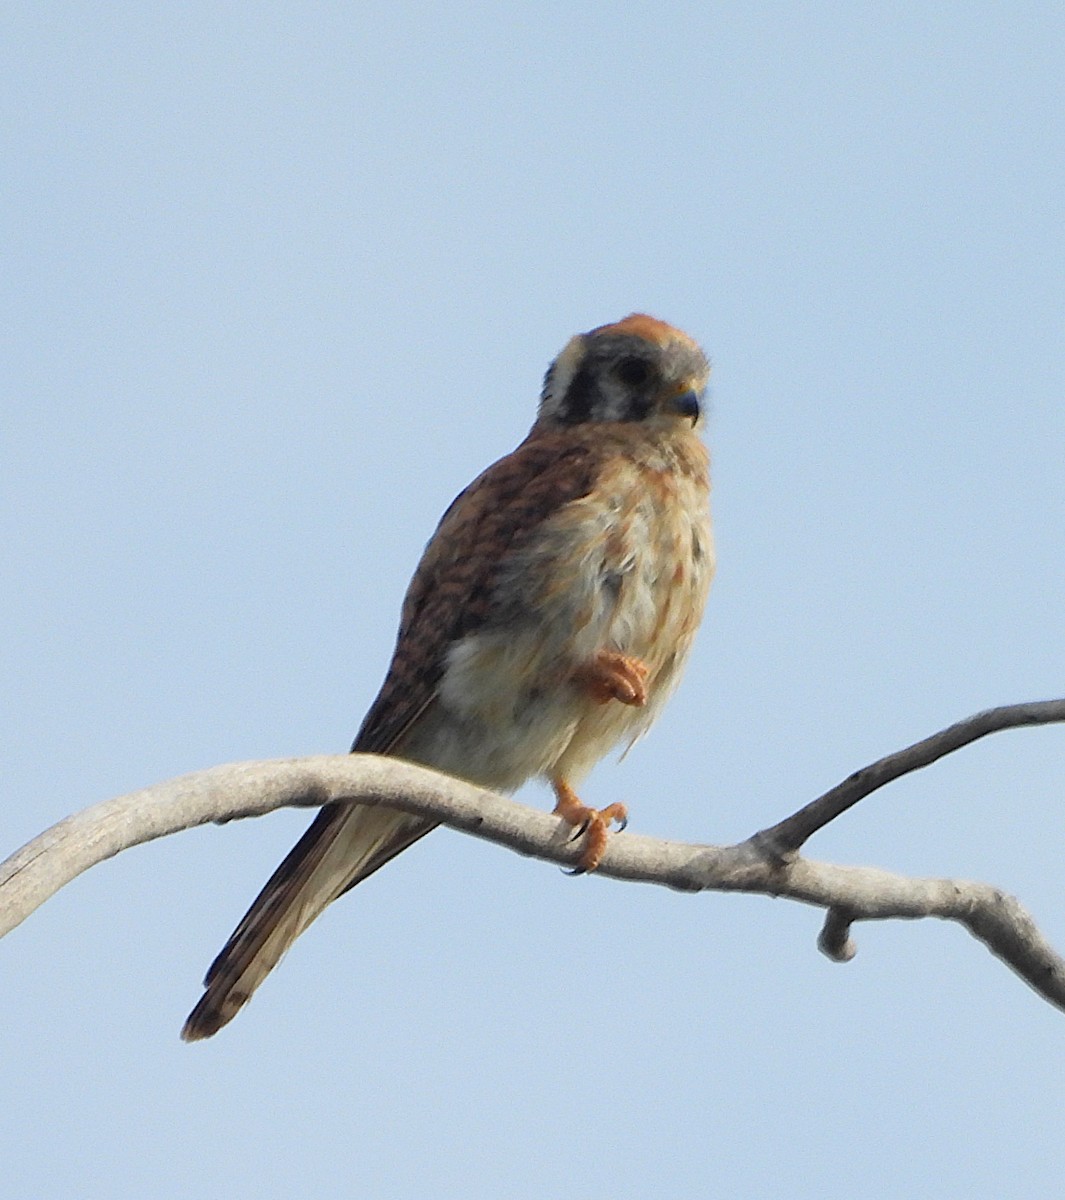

left=664, top=382, right=702, bottom=425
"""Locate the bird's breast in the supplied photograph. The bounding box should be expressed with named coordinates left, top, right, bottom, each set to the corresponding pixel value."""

left=423, top=434, right=713, bottom=788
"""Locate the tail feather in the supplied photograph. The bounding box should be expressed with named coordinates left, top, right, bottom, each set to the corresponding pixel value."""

left=181, top=803, right=434, bottom=1040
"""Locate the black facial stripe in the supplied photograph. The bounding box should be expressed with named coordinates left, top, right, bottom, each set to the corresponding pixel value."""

left=624, top=393, right=654, bottom=421
left=557, top=361, right=598, bottom=425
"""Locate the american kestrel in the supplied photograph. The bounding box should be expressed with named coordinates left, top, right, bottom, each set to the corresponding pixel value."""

left=182, top=314, right=714, bottom=1040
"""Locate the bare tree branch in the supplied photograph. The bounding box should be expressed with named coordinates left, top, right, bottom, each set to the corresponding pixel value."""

left=3, top=700, right=1065, bottom=1014
left=755, top=699, right=1065, bottom=855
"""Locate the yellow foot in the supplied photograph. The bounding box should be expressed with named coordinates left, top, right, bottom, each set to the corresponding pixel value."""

left=552, top=779, right=629, bottom=874
left=573, top=650, right=649, bottom=707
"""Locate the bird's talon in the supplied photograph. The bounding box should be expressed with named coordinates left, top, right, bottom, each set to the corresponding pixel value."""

left=566, top=817, right=590, bottom=841
left=553, top=782, right=629, bottom=874
left=573, top=651, right=650, bottom=708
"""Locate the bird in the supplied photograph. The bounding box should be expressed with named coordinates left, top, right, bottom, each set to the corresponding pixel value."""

left=181, top=313, right=714, bottom=1040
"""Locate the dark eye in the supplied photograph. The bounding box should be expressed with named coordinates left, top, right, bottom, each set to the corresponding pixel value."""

left=615, top=356, right=652, bottom=387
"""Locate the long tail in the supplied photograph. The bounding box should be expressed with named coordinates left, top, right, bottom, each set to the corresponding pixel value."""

left=181, top=804, right=434, bottom=1040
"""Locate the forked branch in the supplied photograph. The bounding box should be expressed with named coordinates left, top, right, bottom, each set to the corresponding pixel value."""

left=3, top=700, right=1064, bottom=1012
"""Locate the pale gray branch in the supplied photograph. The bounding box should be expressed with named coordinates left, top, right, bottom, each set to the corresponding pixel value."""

left=3, top=714, right=1065, bottom=1014
left=756, top=698, right=1065, bottom=854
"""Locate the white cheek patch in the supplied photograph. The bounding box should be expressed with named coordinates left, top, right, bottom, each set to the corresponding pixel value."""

left=599, top=386, right=632, bottom=423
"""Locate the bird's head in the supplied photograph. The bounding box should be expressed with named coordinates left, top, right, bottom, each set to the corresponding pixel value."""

left=535, top=314, right=710, bottom=433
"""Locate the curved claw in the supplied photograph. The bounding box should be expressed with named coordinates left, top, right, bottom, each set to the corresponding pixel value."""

left=552, top=780, right=629, bottom=875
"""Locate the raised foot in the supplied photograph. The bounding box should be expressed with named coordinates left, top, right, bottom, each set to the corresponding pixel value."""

left=573, top=650, right=649, bottom=707
left=552, top=779, right=629, bottom=874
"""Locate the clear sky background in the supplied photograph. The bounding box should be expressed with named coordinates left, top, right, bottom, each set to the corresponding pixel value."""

left=4, top=4, right=1064, bottom=1197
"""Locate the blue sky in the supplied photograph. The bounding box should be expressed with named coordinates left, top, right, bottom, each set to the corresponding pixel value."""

left=4, top=4, right=1065, bottom=1197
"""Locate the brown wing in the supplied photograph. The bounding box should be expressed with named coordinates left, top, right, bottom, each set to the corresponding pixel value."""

left=351, top=428, right=602, bottom=754
left=181, top=429, right=603, bottom=1040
